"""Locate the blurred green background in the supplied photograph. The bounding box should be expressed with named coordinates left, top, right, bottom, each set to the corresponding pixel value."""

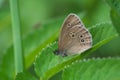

left=0, top=0, right=120, bottom=79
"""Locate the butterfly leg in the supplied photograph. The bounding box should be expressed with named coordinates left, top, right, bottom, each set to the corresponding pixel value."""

left=54, top=49, right=60, bottom=55
left=61, top=51, right=67, bottom=57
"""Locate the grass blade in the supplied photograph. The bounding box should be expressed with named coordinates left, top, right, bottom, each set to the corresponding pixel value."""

left=9, top=0, right=24, bottom=75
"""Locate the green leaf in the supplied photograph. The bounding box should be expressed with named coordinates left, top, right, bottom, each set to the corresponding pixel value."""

left=49, top=71, right=63, bottom=80
left=24, top=18, right=61, bottom=68
left=110, top=9, right=120, bottom=35
left=105, top=0, right=120, bottom=35
left=34, top=22, right=118, bottom=80
left=1, top=47, right=14, bottom=80
left=0, top=71, right=12, bottom=80
left=90, top=22, right=117, bottom=45
left=62, top=58, right=120, bottom=80
left=15, top=72, right=37, bottom=80
left=34, top=42, right=74, bottom=80
left=83, top=0, right=111, bottom=27
left=106, top=0, right=120, bottom=13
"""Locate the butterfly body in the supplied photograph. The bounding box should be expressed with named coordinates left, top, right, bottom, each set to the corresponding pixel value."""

left=54, top=13, right=92, bottom=57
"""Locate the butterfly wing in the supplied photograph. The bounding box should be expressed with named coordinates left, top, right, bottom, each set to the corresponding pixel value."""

left=58, top=13, right=92, bottom=55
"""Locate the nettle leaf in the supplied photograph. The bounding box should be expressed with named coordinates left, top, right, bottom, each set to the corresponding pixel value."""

left=90, top=22, right=117, bottom=45
left=15, top=72, right=37, bottom=80
left=34, top=22, right=118, bottom=80
left=106, top=0, right=120, bottom=35
left=62, top=58, right=120, bottom=80
left=34, top=42, right=74, bottom=79
left=49, top=71, right=63, bottom=80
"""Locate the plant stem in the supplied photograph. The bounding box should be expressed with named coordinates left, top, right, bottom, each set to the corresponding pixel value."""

left=9, top=0, right=24, bottom=75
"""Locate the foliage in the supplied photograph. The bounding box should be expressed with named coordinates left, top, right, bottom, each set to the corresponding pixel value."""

left=0, top=0, right=120, bottom=80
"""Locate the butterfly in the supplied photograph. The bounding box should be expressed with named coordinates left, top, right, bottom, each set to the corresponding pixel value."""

left=54, top=13, right=92, bottom=57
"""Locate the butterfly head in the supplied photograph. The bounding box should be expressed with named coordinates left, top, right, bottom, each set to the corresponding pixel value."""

left=54, top=49, right=67, bottom=57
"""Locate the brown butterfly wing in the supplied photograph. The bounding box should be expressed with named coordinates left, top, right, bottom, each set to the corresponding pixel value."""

left=66, top=25, right=92, bottom=55
left=58, top=13, right=92, bottom=55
